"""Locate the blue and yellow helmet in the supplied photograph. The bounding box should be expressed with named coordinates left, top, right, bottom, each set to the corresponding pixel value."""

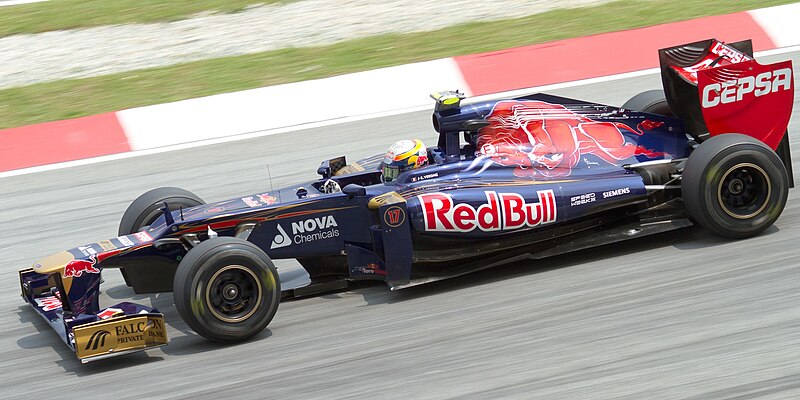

left=380, top=139, right=429, bottom=182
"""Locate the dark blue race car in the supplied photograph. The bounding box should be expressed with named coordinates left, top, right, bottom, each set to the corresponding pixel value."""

left=19, top=38, right=795, bottom=362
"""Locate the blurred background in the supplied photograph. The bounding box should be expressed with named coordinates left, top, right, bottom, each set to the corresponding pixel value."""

left=0, top=0, right=795, bottom=129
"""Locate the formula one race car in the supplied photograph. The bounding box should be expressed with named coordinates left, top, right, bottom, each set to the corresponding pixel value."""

left=19, top=38, right=794, bottom=362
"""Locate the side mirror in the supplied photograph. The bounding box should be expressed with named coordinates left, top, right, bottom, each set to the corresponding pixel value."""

left=318, top=156, right=347, bottom=179
left=295, top=187, right=308, bottom=199
left=317, top=160, right=332, bottom=179
left=342, top=184, right=366, bottom=198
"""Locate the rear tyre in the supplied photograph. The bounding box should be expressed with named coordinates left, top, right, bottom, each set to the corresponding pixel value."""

left=119, top=187, right=205, bottom=235
left=682, top=134, right=788, bottom=238
left=621, top=90, right=673, bottom=116
left=173, top=237, right=281, bottom=343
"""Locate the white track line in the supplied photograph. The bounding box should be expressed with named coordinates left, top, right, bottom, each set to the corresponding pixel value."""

left=1, top=44, right=798, bottom=180
left=0, top=0, right=50, bottom=7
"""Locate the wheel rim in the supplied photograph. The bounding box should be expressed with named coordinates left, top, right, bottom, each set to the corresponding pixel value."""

left=717, top=162, right=771, bottom=219
left=205, top=265, right=263, bottom=323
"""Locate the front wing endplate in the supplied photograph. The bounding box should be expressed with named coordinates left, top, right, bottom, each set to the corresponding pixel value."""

left=73, top=314, right=167, bottom=362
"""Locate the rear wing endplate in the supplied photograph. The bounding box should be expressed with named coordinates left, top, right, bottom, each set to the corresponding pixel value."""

left=659, top=38, right=794, bottom=186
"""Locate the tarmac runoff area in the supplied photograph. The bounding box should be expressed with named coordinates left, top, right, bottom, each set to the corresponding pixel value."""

left=0, top=50, right=798, bottom=398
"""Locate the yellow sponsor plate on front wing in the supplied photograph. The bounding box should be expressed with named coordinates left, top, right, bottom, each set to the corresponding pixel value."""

left=74, top=314, right=168, bottom=360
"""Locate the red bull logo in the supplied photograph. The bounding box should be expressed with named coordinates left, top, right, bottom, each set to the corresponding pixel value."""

left=64, top=255, right=100, bottom=278
left=242, top=193, right=279, bottom=208
left=419, top=190, right=557, bottom=233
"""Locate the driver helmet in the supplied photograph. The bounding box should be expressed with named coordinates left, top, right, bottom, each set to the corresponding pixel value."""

left=380, top=139, right=428, bottom=182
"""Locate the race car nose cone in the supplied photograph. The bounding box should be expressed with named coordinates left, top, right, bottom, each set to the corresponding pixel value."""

left=32, top=251, right=74, bottom=274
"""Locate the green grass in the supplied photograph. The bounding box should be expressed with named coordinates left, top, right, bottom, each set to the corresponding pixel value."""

left=0, top=0, right=795, bottom=129
left=0, top=0, right=280, bottom=37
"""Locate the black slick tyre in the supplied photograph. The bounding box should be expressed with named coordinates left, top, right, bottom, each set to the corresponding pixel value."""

left=681, top=134, right=788, bottom=239
left=118, top=187, right=205, bottom=235
left=621, top=90, right=673, bottom=116
left=173, top=237, right=281, bottom=343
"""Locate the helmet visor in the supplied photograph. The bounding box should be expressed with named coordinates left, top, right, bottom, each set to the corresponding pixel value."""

left=381, top=163, right=401, bottom=182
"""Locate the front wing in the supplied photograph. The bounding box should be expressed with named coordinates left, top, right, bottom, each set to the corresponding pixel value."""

left=19, top=268, right=167, bottom=363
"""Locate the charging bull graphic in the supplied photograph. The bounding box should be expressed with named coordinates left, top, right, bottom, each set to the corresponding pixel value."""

left=64, top=256, right=101, bottom=278
left=467, top=101, right=665, bottom=178
left=63, top=249, right=119, bottom=278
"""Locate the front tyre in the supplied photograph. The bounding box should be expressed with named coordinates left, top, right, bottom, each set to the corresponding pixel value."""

left=682, top=134, right=789, bottom=238
left=119, top=187, right=205, bottom=235
left=173, top=237, right=281, bottom=343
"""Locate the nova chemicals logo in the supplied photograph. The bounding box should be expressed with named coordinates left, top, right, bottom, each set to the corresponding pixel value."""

left=270, top=224, right=292, bottom=249
left=84, top=330, right=111, bottom=351
left=270, top=216, right=340, bottom=249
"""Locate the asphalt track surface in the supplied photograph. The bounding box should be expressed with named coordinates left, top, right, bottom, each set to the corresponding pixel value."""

left=1, top=51, right=799, bottom=399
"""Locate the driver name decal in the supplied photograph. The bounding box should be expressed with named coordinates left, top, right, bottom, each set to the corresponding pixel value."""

left=419, top=190, right=557, bottom=232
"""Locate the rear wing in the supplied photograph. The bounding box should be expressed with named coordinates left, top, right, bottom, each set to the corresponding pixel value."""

left=659, top=38, right=794, bottom=185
